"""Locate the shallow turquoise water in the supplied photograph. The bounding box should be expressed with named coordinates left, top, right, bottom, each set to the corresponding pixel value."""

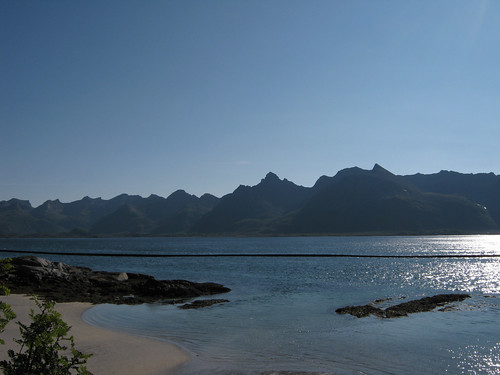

left=1, top=236, right=500, bottom=374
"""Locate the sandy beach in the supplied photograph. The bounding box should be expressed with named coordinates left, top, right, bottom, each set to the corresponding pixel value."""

left=0, top=294, right=190, bottom=375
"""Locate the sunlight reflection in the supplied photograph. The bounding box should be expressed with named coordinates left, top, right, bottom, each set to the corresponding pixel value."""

left=418, top=260, right=500, bottom=294
left=428, top=235, right=500, bottom=255
left=449, top=343, right=500, bottom=375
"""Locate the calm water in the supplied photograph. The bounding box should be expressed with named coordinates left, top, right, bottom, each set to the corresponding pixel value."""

left=1, top=236, right=500, bottom=374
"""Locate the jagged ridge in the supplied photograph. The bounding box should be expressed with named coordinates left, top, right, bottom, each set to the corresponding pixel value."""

left=1, top=164, right=499, bottom=236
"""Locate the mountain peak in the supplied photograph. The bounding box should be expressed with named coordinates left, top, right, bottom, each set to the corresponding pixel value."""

left=261, top=172, right=280, bottom=183
left=41, top=199, right=62, bottom=206
left=168, top=189, right=191, bottom=199
left=147, top=194, right=163, bottom=200
left=372, top=163, right=394, bottom=176
left=0, top=199, right=33, bottom=212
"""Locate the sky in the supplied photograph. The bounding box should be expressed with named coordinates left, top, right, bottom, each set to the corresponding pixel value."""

left=1, top=0, right=499, bottom=207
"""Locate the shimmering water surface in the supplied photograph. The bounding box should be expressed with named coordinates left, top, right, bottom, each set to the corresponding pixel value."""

left=1, top=236, right=499, bottom=374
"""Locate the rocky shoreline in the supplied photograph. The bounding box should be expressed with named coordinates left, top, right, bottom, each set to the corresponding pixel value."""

left=1, top=256, right=231, bottom=306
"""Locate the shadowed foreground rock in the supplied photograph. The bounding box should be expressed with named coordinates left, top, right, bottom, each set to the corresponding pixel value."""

left=336, top=293, right=471, bottom=318
left=1, top=256, right=230, bottom=305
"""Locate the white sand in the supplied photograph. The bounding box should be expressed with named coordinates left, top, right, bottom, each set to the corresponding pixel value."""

left=0, top=294, right=190, bottom=375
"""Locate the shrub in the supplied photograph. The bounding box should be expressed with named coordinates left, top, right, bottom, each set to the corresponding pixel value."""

left=0, top=258, right=15, bottom=345
left=0, top=296, right=92, bottom=375
left=0, top=258, right=92, bottom=375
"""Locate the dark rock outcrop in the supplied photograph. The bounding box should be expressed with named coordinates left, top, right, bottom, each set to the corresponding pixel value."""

left=1, top=256, right=230, bottom=305
left=335, top=304, right=385, bottom=318
left=384, top=294, right=470, bottom=317
left=336, top=293, right=471, bottom=318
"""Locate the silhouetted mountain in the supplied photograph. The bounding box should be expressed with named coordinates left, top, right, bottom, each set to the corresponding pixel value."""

left=91, top=190, right=219, bottom=235
left=152, top=192, right=219, bottom=234
left=288, top=165, right=496, bottom=234
left=28, top=194, right=144, bottom=234
left=0, top=199, right=62, bottom=235
left=0, top=199, right=33, bottom=212
left=401, top=171, right=500, bottom=227
left=91, top=204, right=154, bottom=235
left=192, top=172, right=312, bottom=234
left=0, top=192, right=219, bottom=236
left=1, top=165, right=499, bottom=236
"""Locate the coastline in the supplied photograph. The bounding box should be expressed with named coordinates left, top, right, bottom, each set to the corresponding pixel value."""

left=0, top=294, right=190, bottom=375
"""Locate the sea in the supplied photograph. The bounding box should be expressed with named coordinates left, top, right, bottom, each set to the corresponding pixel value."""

left=1, top=235, right=499, bottom=375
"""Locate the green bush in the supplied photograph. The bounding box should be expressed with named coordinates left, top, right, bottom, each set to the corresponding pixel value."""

left=0, top=296, right=92, bottom=375
left=0, top=258, right=91, bottom=375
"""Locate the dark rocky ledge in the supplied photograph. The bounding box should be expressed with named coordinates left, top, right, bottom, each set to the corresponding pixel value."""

left=336, top=293, right=471, bottom=318
left=1, top=256, right=230, bottom=305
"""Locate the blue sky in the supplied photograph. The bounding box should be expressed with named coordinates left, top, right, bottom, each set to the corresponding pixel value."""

left=2, top=0, right=499, bottom=207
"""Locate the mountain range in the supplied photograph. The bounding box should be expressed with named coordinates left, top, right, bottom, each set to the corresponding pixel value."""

left=1, top=164, right=499, bottom=237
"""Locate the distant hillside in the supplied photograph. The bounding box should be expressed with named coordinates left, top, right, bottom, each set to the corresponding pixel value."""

left=91, top=190, right=219, bottom=235
left=288, top=165, right=496, bottom=234
left=401, top=171, right=500, bottom=225
left=1, top=164, right=499, bottom=237
left=0, top=192, right=219, bottom=236
left=0, top=199, right=62, bottom=235
left=192, top=172, right=312, bottom=234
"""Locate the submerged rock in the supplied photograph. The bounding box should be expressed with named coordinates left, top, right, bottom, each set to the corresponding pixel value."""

left=336, top=293, right=471, bottom=318
left=261, top=372, right=334, bottom=375
left=178, top=299, right=230, bottom=309
left=1, top=256, right=231, bottom=305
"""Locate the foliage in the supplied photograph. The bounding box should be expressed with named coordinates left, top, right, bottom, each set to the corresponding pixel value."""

left=0, top=296, right=92, bottom=375
left=0, top=258, right=13, bottom=296
left=0, top=258, right=16, bottom=345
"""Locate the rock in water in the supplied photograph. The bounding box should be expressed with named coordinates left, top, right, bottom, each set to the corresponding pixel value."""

left=384, top=294, right=470, bottom=318
left=336, top=293, right=471, bottom=318
left=335, top=304, right=384, bottom=318
left=178, top=299, right=230, bottom=309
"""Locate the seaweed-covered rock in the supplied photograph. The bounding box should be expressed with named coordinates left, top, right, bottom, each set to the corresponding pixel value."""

left=384, top=294, right=470, bottom=317
left=178, top=299, right=230, bottom=309
left=335, top=304, right=384, bottom=318
left=336, top=293, right=471, bottom=318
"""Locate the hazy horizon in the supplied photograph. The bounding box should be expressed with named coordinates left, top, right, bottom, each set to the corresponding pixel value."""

left=2, top=1, right=499, bottom=207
